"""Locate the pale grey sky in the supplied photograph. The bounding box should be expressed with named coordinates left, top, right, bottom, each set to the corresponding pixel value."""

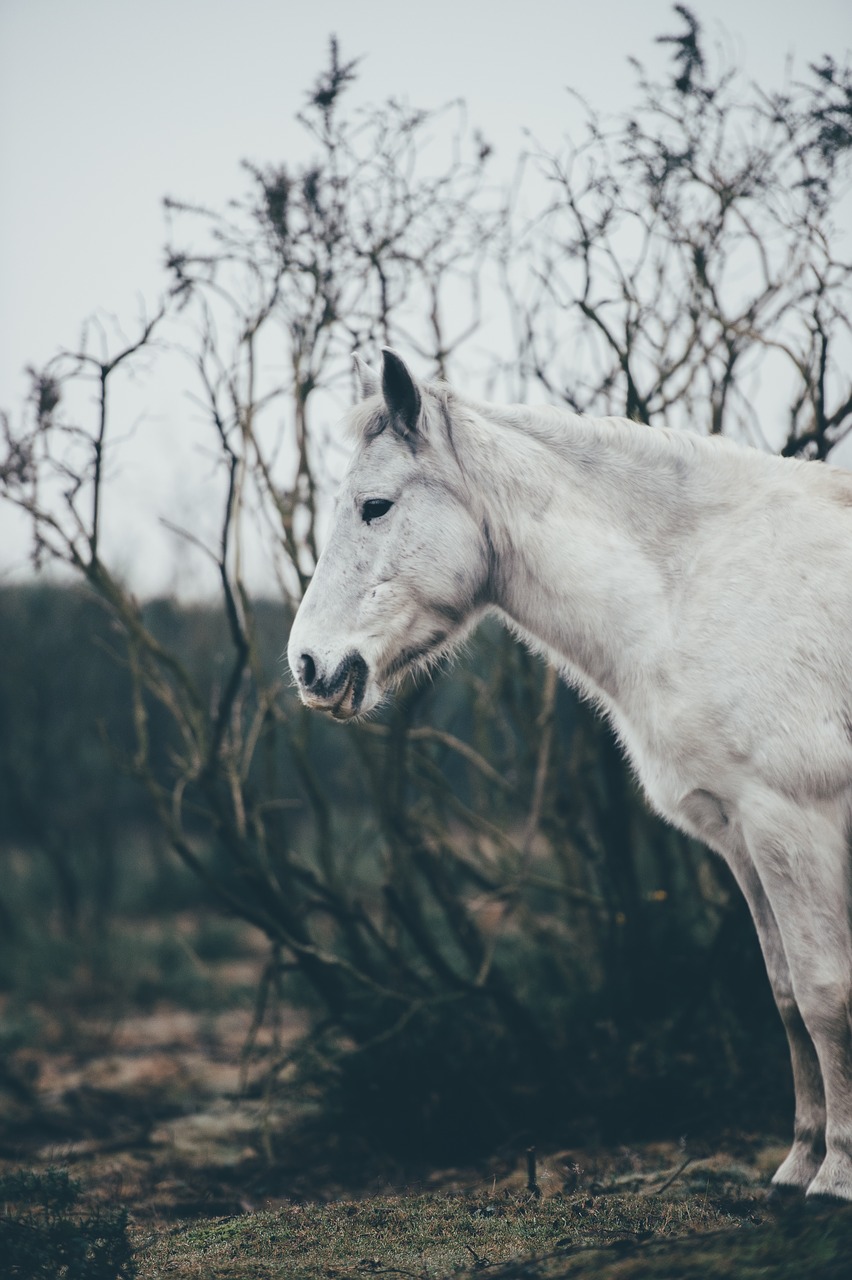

left=1, top=0, right=850, bottom=591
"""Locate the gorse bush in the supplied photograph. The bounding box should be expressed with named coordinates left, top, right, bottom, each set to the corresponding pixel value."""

left=0, top=589, right=788, bottom=1155
left=0, top=1168, right=135, bottom=1280
left=1, top=9, right=850, bottom=1158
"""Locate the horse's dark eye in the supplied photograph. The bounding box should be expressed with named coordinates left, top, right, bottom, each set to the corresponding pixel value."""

left=361, top=499, right=393, bottom=524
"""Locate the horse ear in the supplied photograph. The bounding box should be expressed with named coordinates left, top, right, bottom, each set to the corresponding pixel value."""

left=353, top=353, right=380, bottom=400
left=381, top=348, right=422, bottom=438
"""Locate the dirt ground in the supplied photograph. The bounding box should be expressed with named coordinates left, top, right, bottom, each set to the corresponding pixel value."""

left=2, top=917, right=851, bottom=1278
left=0, top=919, right=323, bottom=1218
left=0, top=955, right=790, bottom=1214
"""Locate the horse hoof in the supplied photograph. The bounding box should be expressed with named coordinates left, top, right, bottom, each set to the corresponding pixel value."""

left=765, top=1183, right=805, bottom=1210
left=804, top=1191, right=852, bottom=1212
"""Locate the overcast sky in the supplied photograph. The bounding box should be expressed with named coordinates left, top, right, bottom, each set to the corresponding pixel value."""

left=1, top=0, right=850, bottom=592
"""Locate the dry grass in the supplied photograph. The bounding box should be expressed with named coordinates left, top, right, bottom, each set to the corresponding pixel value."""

left=132, top=1182, right=852, bottom=1280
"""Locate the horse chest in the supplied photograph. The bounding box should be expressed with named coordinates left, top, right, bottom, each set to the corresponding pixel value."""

left=606, top=694, right=748, bottom=842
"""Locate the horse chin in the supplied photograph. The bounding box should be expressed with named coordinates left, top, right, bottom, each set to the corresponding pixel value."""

left=327, top=672, right=382, bottom=722
left=352, top=679, right=383, bottom=719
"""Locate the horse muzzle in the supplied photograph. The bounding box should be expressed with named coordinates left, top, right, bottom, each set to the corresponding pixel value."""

left=293, top=649, right=370, bottom=720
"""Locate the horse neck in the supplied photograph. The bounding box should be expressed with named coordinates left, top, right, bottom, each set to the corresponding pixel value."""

left=463, top=409, right=702, bottom=705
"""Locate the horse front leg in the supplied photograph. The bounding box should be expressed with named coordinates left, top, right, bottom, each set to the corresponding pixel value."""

left=723, top=846, right=826, bottom=1192
left=678, top=787, right=827, bottom=1192
left=743, top=793, right=852, bottom=1202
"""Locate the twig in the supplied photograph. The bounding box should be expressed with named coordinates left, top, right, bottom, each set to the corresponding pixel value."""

left=526, top=1145, right=541, bottom=1198
left=520, top=664, right=558, bottom=860
left=645, top=1153, right=695, bottom=1196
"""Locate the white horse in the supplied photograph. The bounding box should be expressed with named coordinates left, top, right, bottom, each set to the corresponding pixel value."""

left=289, top=348, right=852, bottom=1202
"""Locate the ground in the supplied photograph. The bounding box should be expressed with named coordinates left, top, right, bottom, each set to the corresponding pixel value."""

left=2, top=914, right=851, bottom=1278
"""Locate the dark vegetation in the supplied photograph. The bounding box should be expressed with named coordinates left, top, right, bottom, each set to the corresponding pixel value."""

left=1, top=8, right=851, bottom=1277
left=0, top=1168, right=135, bottom=1280
left=0, top=580, right=789, bottom=1159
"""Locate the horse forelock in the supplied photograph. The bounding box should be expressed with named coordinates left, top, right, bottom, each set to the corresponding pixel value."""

left=345, top=381, right=463, bottom=453
left=346, top=397, right=389, bottom=445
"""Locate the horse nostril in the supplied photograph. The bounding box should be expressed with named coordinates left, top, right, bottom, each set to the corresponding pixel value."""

left=300, top=653, right=317, bottom=689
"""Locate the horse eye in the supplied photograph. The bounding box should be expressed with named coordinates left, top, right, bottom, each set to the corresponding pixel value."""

left=361, top=499, right=394, bottom=524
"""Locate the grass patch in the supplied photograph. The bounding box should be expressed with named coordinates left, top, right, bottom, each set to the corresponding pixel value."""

left=135, top=1182, right=774, bottom=1279
left=487, top=1200, right=852, bottom=1279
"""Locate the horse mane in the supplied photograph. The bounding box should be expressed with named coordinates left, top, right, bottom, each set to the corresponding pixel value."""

left=347, top=378, right=787, bottom=486
left=447, top=388, right=771, bottom=477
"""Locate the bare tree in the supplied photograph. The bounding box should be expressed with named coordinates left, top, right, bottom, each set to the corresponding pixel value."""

left=3, top=22, right=851, bottom=1154
left=503, top=7, right=852, bottom=459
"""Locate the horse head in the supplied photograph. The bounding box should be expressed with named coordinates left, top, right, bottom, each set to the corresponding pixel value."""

left=288, top=350, right=493, bottom=718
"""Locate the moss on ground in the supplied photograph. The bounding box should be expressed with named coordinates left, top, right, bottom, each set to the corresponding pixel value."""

left=134, top=1180, right=852, bottom=1280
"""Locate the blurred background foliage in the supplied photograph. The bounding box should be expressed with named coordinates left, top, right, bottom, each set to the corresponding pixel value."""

left=0, top=581, right=782, bottom=1158
left=1, top=8, right=850, bottom=1163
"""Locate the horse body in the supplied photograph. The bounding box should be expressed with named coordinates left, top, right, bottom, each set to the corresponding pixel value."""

left=289, top=349, right=852, bottom=1201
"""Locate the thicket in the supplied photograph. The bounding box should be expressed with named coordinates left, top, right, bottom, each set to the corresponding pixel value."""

left=1, top=8, right=850, bottom=1159
left=0, top=1168, right=135, bottom=1280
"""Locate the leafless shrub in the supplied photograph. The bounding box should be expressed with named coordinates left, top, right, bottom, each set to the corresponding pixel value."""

left=2, top=19, right=850, bottom=1154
